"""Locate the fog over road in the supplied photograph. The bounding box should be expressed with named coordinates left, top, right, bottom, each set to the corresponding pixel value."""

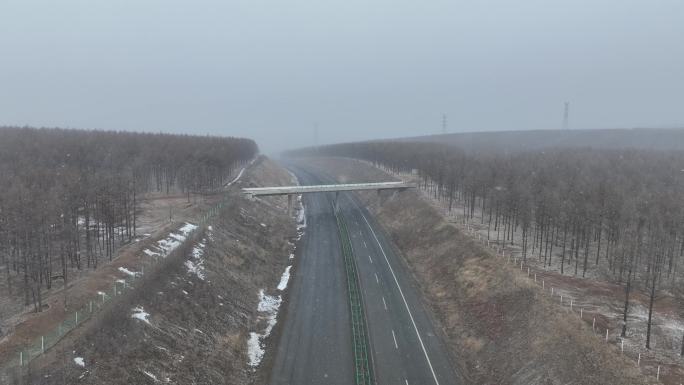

left=269, top=166, right=459, bottom=385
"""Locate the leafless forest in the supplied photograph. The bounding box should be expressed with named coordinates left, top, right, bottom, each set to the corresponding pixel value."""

left=291, top=135, right=684, bottom=351
left=0, top=127, right=257, bottom=313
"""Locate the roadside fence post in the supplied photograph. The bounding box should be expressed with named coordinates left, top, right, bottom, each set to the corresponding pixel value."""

left=41, top=336, right=44, bottom=353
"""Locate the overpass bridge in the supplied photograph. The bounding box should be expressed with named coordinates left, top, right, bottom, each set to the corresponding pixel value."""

left=242, top=181, right=414, bottom=212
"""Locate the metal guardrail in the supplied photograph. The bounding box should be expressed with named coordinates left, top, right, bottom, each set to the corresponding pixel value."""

left=334, top=207, right=374, bottom=385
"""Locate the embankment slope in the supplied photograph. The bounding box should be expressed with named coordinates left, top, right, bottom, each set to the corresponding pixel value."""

left=30, top=158, right=296, bottom=385
left=304, top=157, right=652, bottom=385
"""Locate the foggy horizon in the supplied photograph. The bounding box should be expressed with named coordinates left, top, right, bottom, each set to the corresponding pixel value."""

left=2, top=0, right=683, bottom=154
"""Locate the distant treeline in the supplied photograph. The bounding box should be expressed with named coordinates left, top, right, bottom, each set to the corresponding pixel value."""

left=0, top=127, right=257, bottom=311
left=290, top=139, right=684, bottom=348
left=403, top=128, right=684, bottom=154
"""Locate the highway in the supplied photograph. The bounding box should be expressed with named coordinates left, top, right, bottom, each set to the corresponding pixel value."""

left=269, top=166, right=459, bottom=385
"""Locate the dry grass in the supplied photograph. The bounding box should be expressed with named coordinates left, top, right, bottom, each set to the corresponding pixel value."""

left=16, top=157, right=298, bottom=385
left=307, top=156, right=656, bottom=385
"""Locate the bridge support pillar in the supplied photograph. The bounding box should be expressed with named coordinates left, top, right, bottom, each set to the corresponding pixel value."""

left=287, top=194, right=293, bottom=216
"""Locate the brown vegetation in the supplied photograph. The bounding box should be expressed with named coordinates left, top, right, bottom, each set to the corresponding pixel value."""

left=304, top=156, right=655, bottom=385
left=291, top=139, right=684, bottom=355
left=20, top=157, right=296, bottom=384
left=0, top=126, right=257, bottom=314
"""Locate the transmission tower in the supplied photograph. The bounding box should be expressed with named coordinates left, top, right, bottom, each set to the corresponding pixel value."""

left=563, top=102, right=569, bottom=130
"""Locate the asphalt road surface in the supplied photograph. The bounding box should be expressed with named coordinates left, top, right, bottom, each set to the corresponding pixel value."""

left=269, top=165, right=459, bottom=385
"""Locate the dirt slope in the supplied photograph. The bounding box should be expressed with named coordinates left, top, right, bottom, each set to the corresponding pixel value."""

left=305, top=156, right=654, bottom=385
left=24, top=157, right=297, bottom=385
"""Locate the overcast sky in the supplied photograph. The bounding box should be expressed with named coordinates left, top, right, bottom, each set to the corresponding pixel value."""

left=1, top=0, right=682, bottom=154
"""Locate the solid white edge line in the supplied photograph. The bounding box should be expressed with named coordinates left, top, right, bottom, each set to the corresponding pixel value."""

left=392, top=329, right=399, bottom=349
left=362, top=213, right=441, bottom=385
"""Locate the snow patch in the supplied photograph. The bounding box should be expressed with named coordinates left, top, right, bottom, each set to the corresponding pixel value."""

left=225, top=159, right=252, bottom=187
left=247, top=289, right=282, bottom=368
left=277, top=266, right=292, bottom=291
left=74, top=357, right=85, bottom=367
left=131, top=306, right=150, bottom=324
left=118, top=267, right=140, bottom=277
left=142, top=370, right=158, bottom=382
left=185, top=235, right=207, bottom=280
left=143, top=223, right=197, bottom=259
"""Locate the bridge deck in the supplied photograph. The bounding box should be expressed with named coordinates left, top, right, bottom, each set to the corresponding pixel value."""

left=242, top=181, right=413, bottom=197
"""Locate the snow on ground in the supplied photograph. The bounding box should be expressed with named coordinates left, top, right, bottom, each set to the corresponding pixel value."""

left=142, top=370, right=158, bottom=382
left=131, top=306, right=151, bottom=324
left=295, top=195, right=306, bottom=241
left=289, top=253, right=294, bottom=260
left=296, top=195, right=306, bottom=230
left=143, top=222, right=197, bottom=259
left=607, top=302, right=684, bottom=354
left=185, top=229, right=209, bottom=280
left=277, top=266, right=292, bottom=291
left=74, top=357, right=85, bottom=367
left=118, top=267, right=140, bottom=277
left=225, top=157, right=256, bottom=187
left=247, top=289, right=282, bottom=368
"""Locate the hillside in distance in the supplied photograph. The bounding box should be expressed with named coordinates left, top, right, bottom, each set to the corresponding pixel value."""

left=400, top=128, right=684, bottom=154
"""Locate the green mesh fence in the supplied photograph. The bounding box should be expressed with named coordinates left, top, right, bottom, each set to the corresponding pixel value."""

left=2, top=193, right=229, bottom=376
